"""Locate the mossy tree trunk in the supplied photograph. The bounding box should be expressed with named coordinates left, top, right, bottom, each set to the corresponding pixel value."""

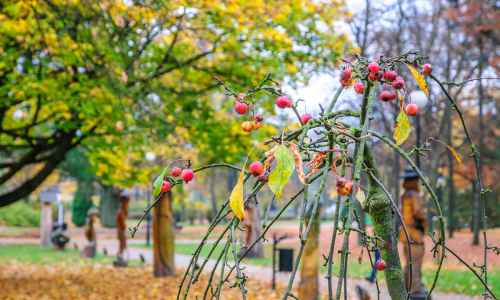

left=364, top=147, right=407, bottom=300
left=153, top=191, right=175, bottom=277
left=298, top=205, right=320, bottom=300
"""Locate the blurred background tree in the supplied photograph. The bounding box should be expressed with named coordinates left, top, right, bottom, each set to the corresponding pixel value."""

left=0, top=0, right=350, bottom=207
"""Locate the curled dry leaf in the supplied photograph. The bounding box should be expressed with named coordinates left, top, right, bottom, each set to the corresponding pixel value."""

left=263, top=145, right=278, bottom=171
left=306, top=151, right=327, bottom=180
left=289, top=143, right=306, bottom=184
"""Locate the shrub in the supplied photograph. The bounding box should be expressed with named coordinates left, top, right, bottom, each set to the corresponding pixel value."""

left=0, top=201, right=40, bottom=227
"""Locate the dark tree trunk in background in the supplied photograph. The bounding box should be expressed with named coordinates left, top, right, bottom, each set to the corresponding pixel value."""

left=99, top=185, right=120, bottom=228
left=472, top=40, right=486, bottom=245
left=445, top=100, right=456, bottom=237
left=153, top=191, right=175, bottom=277
left=209, top=169, right=218, bottom=222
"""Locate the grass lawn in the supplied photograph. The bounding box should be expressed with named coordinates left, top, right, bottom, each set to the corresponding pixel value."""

left=145, top=242, right=499, bottom=296
left=0, top=244, right=142, bottom=267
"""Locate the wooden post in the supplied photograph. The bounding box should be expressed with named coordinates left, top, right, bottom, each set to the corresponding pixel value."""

left=298, top=206, right=320, bottom=300
left=242, top=197, right=263, bottom=258
left=153, top=191, right=175, bottom=277
left=40, top=202, right=52, bottom=247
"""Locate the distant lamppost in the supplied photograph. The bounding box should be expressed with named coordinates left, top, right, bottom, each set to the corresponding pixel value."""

left=145, top=152, right=156, bottom=246
left=409, top=90, right=429, bottom=168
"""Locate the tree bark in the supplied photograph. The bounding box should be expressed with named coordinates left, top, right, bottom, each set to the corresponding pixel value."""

left=241, top=197, right=263, bottom=258
left=473, top=39, right=485, bottom=245
left=365, top=147, right=407, bottom=300
left=209, top=169, right=218, bottom=222
left=153, top=191, right=175, bottom=277
left=298, top=204, right=320, bottom=300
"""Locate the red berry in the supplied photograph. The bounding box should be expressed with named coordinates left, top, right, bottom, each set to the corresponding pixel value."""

left=368, top=72, right=380, bottom=81
left=368, top=62, right=380, bottom=73
left=254, top=114, right=264, bottom=122
left=405, top=103, right=419, bottom=116
left=379, top=90, right=397, bottom=102
left=276, top=96, right=292, bottom=108
left=249, top=161, right=264, bottom=176
left=392, top=77, right=405, bottom=89
left=354, top=82, right=365, bottom=94
left=234, top=101, right=248, bottom=115
left=341, top=67, right=352, bottom=81
left=375, top=259, right=386, bottom=271
left=181, top=169, right=194, bottom=183
left=170, top=167, right=182, bottom=177
left=161, top=180, right=171, bottom=193
left=422, top=63, right=432, bottom=76
left=383, top=70, right=397, bottom=82
left=300, top=113, right=312, bottom=124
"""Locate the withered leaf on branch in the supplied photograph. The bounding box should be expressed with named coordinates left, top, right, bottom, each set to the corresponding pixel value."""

left=289, top=143, right=306, bottom=184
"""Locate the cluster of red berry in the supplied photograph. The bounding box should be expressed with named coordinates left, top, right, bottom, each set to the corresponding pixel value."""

left=234, top=93, right=313, bottom=132
left=340, top=62, right=432, bottom=117
left=160, top=167, right=195, bottom=193
left=233, top=93, right=264, bottom=132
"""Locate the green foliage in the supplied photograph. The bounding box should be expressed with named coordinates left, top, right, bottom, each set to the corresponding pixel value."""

left=71, top=181, right=93, bottom=227
left=0, top=201, right=40, bottom=227
left=99, top=185, right=119, bottom=228
left=268, top=145, right=295, bottom=198
left=153, top=167, right=168, bottom=198
left=0, top=0, right=350, bottom=203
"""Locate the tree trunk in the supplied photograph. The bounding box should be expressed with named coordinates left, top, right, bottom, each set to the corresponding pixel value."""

left=365, top=147, right=407, bottom=300
left=209, top=169, right=218, bottom=222
left=446, top=107, right=456, bottom=238
left=473, top=40, right=485, bottom=245
left=241, top=197, right=263, bottom=258
left=153, top=191, right=175, bottom=277
left=99, top=185, right=120, bottom=228
left=298, top=204, right=320, bottom=300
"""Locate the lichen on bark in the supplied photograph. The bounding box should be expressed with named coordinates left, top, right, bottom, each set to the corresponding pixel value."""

left=364, top=146, right=407, bottom=300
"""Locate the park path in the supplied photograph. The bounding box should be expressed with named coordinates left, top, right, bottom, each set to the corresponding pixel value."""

left=86, top=239, right=482, bottom=300
left=0, top=238, right=479, bottom=300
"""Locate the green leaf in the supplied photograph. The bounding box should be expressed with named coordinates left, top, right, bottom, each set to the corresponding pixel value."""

left=268, top=145, right=295, bottom=199
left=393, top=111, right=411, bottom=145
left=152, top=167, right=168, bottom=198
left=229, top=165, right=246, bottom=221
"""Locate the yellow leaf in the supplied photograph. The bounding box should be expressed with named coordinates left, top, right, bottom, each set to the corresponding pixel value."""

left=229, top=163, right=246, bottom=221
left=393, top=111, right=411, bottom=145
left=407, top=64, right=429, bottom=96
left=446, top=145, right=463, bottom=164
left=355, top=188, right=366, bottom=208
